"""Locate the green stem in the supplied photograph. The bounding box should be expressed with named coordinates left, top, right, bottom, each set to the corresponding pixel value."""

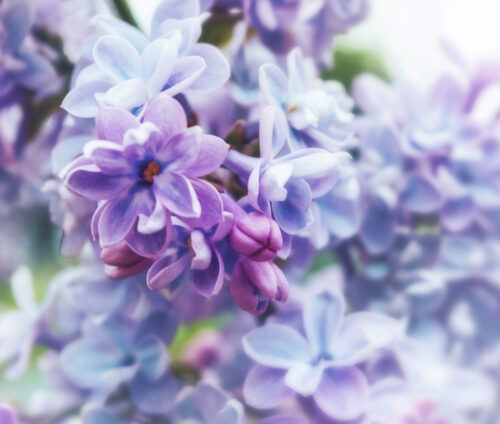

left=111, top=0, right=139, bottom=28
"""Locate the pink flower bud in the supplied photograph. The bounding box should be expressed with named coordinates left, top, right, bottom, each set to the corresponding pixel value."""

left=229, top=212, right=283, bottom=261
left=230, top=258, right=289, bottom=315
left=100, top=241, right=152, bottom=279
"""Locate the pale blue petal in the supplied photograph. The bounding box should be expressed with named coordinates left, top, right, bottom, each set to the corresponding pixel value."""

left=303, top=291, right=345, bottom=358
left=259, top=64, right=288, bottom=107
left=187, top=43, right=230, bottom=91
left=243, top=324, right=312, bottom=368
left=93, top=35, right=141, bottom=82
left=313, top=366, right=369, bottom=421
left=243, top=365, right=294, bottom=409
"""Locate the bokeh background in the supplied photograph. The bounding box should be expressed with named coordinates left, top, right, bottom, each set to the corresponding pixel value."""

left=1, top=0, right=499, bottom=410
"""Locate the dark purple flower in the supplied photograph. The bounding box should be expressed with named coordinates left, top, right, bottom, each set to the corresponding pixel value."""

left=63, top=94, right=228, bottom=258
left=146, top=200, right=235, bottom=298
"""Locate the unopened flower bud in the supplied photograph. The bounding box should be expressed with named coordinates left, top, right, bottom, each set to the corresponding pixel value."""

left=100, top=241, right=152, bottom=279
left=229, top=212, right=283, bottom=261
left=230, top=258, right=289, bottom=315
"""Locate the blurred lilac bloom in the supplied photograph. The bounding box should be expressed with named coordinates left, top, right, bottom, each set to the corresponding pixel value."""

left=167, top=383, right=245, bottom=424
left=33, top=0, right=100, bottom=62
left=309, top=0, right=369, bottom=65
left=0, top=0, right=59, bottom=104
left=44, top=179, right=95, bottom=257
left=0, top=404, right=18, bottom=424
left=257, top=417, right=306, bottom=424
left=245, top=0, right=323, bottom=55
left=353, top=68, right=500, bottom=246
left=0, top=267, right=47, bottom=380
left=228, top=22, right=276, bottom=107
left=60, top=311, right=180, bottom=414
left=63, top=95, right=228, bottom=259
left=242, top=290, right=399, bottom=420
left=62, top=0, right=230, bottom=118
left=366, top=338, right=497, bottom=424
left=245, top=0, right=368, bottom=65
left=259, top=48, right=353, bottom=150
left=226, top=105, right=349, bottom=235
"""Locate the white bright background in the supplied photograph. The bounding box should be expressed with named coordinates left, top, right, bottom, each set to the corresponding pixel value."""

left=129, top=0, right=500, bottom=78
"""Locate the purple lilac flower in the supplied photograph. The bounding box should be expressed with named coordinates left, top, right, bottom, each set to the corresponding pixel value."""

left=0, top=0, right=59, bottom=105
left=60, top=311, right=180, bottom=415
left=225, top=105, right=349, bottom=235
left=244, top=0, right=367, bottom=65
left=257, top=417, right=306, bottom=424
left=244, top=0, right=323, bottom=55
left=146, top=218, right=230, bottom=298
left=242, top=290, right=398, bottom=420
left=166, top=383, right=245, bottom=424
left=63, top=95, right=228, bottom=262
left=309, top=0, right=369, bottom=65
left=62, top=0, right=230, bottom=118
left=259, top=48, right=353, bottom=150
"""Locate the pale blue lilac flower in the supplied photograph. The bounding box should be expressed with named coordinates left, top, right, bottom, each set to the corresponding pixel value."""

left=25, top=351, right=85, bottom=421
left=60, top=311, right=180, bottom=414
left=228, top=22, right=276, bottom=108
left=366, top=338, right=497, bottom=424
left=188, top=23, right=276, bottom=138
left=63, top=95, right=228, bottom=262
left=62, top=0, right=230, bottom=118
left=259, top=48, right=353, bottom=150
left=352, top=65, right=500, bottom=255
left=33, top=0, right=100, bottom=62
left=166, top=383, right=245, bottom=424
left=258, top=416, right=306, bottom=424
left=0, top=267, right=47, bottom=380
left=242, top=290, right=398, bottom=420
left=309, top=166, right=361, bottom=248
left=225, top=105, right=349, bottom=235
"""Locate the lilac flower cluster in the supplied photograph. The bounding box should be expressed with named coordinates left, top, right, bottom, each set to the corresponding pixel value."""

left=1, top=0, right=500, bottom=423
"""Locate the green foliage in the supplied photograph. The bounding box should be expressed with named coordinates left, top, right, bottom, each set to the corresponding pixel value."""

left=322, top=46, right=389, bottom=90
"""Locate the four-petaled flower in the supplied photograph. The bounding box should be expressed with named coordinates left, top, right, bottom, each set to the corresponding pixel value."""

left=242, top=290, right=399, bottom=421
left=63, top=94, right=228, bottom=258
